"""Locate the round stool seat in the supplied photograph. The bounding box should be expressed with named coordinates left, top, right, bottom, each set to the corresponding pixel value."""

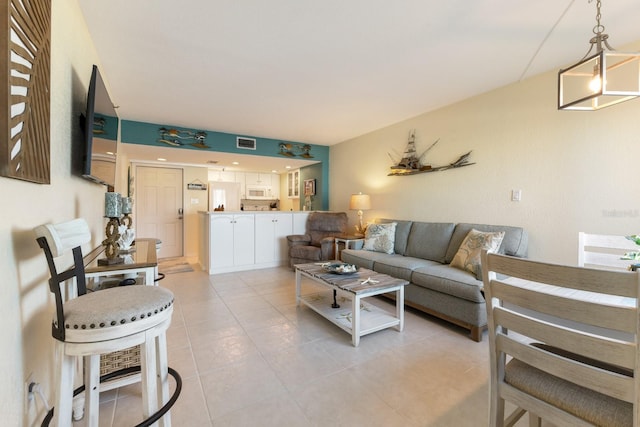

left=59, top=286, right=174, bottom=343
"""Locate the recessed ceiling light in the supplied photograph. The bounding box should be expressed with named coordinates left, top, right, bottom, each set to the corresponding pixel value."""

left=285, top=165, right=291, bottom=169
left=106, top=151, right=115, bottom=155
left=157, top=158, right=167, bottom=161
left=271, top=170, right=277, bottom=173
left=232, top=161, right=239, bottom=165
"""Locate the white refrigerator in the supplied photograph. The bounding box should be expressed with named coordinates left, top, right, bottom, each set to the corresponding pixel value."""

left=208, top=181, right=241, bottom=211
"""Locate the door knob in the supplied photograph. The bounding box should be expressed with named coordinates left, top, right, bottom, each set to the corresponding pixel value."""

left=178, top=208, right=183, bottom=219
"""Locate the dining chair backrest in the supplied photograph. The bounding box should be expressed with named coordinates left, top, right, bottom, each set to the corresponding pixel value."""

left=34, top=218, right=92, bottom=341
left=482, top=249, right=640, bottom=427
left=578, top=231, right=638, bottom=271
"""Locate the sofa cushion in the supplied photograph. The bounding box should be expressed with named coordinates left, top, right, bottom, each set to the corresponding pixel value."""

left=372, top=255, right=439, bottom=282
left=411, top=264, right=485, bottom=303
left=404, top=222, right=455, bottom=263
left=445, top=223, right=528, bottom=264
left=376, top=219, right=413, bottom=255
left=363, top=222, right=397, bottom=254
left=450, top=229, right=505, bottom=279
left=341, top=248, right=388, bottom=270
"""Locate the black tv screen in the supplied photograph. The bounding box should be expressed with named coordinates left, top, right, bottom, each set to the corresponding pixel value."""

left=82, top=65, right=118, bottom=187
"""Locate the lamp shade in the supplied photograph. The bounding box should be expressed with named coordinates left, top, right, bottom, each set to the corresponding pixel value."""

left=349, top=193, right=371, bottom=211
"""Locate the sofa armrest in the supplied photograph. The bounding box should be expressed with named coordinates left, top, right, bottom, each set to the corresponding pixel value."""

left=287, top=234, right=311, bottom=247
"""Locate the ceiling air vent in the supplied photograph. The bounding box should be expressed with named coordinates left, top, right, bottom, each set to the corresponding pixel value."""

left=237, top=136, right=256, bottom=150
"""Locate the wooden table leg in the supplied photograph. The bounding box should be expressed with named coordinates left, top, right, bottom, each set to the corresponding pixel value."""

left=352, top=294, right=361, bottom=347
left=295, top=269, right=301, bottom=306
left=396, top=285, right=404, bottom=332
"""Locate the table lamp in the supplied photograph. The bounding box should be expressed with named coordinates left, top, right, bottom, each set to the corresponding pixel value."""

left=349, top=192, right=371, bottom=236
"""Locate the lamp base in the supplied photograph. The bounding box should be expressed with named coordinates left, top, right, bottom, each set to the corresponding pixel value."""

left=98, top=256, right=124, bottom=266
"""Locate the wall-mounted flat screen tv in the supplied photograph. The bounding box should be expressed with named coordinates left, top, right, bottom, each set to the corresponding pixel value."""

left=82, top=65, right=118, bottom=187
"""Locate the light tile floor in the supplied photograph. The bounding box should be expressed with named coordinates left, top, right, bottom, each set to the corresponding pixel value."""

left=77, top=265, right=553, bottom=427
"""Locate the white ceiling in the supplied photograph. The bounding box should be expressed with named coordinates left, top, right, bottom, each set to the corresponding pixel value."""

left=77, top=0, right=640, bottom=170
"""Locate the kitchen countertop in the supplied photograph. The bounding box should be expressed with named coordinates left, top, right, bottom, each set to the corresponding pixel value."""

left=199, top=210, right=313, bottom=214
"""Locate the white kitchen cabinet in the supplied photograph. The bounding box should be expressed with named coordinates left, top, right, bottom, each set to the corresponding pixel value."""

left=209, top=170, right=237, bottom=182
left=255, top=213, right=293, bottom=265
left=209, top=213, right=255, bottom=271
left=245, top=172, right=270, bottom=187
left=287, top=169, right=300, bottom=198
left=270, top=174, right=280, bottom=199
left=202, top=211, right=314, bottom=274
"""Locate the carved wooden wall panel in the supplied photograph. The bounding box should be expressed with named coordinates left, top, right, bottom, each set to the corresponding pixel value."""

left=1, top=0, right=51, bottom=184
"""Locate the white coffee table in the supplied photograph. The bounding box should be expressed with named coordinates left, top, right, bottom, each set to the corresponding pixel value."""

left=295, top=263, right=408, bottom=346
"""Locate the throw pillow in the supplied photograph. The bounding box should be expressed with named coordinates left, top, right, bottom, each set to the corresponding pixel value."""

left=450, top=229, right=505, bottom=279
left=363, top=222, right=397, bottom=254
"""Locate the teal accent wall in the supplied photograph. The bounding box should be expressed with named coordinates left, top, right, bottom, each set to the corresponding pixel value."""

left=300, top=162, right=329, bottom=211
left=120, top=119, right=330, bottom=209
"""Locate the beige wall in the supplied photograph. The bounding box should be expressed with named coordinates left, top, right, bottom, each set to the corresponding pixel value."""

left=183, top=166, right=209, bottom=260
left=330, top=43, right=640, bottom=265
left=1, top=1, right=109, bottom=425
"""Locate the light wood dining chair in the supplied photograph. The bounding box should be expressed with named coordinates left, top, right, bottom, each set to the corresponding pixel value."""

left=35, top=218, right=179, bottom=427
left=578, top=231, right=638, bottom=271
left=482, top=249, right=640, bottom=427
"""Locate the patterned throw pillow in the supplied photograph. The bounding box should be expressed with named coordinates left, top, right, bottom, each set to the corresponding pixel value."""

left=450, top=229, right=505, bottom=279
left=363, top=222, right=397, bottom=254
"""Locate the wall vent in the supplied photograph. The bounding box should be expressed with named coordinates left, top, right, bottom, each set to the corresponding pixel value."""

left=237, top=137, right=256, bottom=150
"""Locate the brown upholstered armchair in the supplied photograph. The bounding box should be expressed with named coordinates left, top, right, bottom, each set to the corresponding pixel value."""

left=287, top=212, right=348, bottom=268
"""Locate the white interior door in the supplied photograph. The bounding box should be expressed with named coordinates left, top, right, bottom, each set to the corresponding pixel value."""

left=135, top=166, right=183, bottom=259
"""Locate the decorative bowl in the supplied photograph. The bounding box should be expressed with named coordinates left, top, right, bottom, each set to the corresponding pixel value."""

left=323, top=262, right=358, bottom=275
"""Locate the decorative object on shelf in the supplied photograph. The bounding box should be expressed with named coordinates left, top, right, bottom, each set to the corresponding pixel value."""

left=117, top=224, right=135, bottom=252
left=388, top=130, right=474, bottom=176
left=1, top=0, right=51, bottom=184
left=349, top=192, right=371, bottom=235
left=158, top=127, right=209, bottom=148
left=304, top=178, right=316, bottom=196
left=100, top=192, right=123, bottom=265
left=558, top=0, right=640, bottom=110
left=279, top=143, right=314, bottom=158
left=120, top=196, right=133, bottom=229
left=304, top=195, right=313, bottom=211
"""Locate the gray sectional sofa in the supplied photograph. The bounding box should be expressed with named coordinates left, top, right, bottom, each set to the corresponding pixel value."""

left=340, top=219, right=528, bottom=341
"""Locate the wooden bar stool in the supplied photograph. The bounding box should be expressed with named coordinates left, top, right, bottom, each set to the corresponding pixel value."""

left=35, top=218, right=178, bottom=427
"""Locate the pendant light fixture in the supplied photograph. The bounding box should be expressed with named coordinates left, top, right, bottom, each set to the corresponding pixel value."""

left=558, top=0, right=640, bottom=110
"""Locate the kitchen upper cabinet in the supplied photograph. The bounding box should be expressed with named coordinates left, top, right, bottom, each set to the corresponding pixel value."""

left=245, top=172, right=271, bottom=187
left=209, top=170, right=237, bottom=182
left=270, top=174, right=280, bottom=199
left=287, top=169, right=300, bottom=198
left=255, top=213, right=293, bottom=265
